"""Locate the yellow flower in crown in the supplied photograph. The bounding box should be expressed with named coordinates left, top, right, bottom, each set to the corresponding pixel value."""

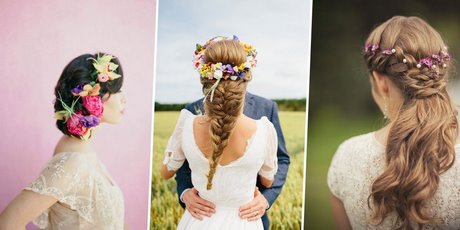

left=89, top=54, right=121, bottom=82
left=241, top=43, right=253, bottom=53
left=193, top=35, right=257, bottom=80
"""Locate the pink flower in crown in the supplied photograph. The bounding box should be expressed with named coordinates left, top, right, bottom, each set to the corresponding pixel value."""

left=98, top=73, right=109, bottom=82
left=83, top=95, right=104, bottom=117
left=67, top=113, right=88, bottom=136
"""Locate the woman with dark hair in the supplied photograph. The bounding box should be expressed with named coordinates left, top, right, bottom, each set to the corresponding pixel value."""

left=0, top=53, right=129, bottom=229
left=328, top=16, right=460, bottom=229
left=160, top=36, right=278, bottom=229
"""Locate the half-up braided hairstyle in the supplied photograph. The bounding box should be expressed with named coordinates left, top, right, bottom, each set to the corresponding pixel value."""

left=364, top=16, right=458, bottom=229
left=201, top=39, right=252, bottom=190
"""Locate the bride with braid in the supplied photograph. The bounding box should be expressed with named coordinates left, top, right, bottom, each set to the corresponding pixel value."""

left=328, top=16, right=460, bottom=229
left=161, top=36, right=278, bottom=229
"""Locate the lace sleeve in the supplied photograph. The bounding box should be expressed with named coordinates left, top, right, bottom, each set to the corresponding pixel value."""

left=258, top=117, right=278, bottom=180
left=162, top=109, right=192, bottom=171
left=24, top=152, right=95, bottom=227
left=327, top=143, right=346, bottom=200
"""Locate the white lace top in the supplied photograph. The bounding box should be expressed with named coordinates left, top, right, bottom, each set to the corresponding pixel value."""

left=24, top=152, right=125, bottom=230
left=163, top=109, right=278, bottom=208
left=327, top=132, right=460, bottom=229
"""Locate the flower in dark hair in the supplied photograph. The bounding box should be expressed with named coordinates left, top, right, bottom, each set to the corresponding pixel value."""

left=97, top=74, right=109, bottom=82
left=71, top=84, right=85, bottom=95
left=79, top=115, right=100, bottom=128
left=83, top=95, right=104, bottom=117
left=67, top=113, right=87, bottom=136
left=72, top=83, right=100, bottom=97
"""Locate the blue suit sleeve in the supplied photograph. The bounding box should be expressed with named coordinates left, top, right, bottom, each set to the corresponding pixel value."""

left=174, top=103, right=197, bottom=208
left=261, top=102, right=290, bottom=207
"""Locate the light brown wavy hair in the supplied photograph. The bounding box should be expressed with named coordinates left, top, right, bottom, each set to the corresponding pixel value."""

left=364, top=16, right=458, bottom=229
left=201, top=39, right=252, bottom=190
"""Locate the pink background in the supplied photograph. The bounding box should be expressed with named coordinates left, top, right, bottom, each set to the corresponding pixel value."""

left=0, top=0, right=155, bottom=229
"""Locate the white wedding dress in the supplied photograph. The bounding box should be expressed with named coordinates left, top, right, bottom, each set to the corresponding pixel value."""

left=163, top=109, right=278, bottom=230
left=328, top=132, right=460, bottom=229
left=25, top=152, right=125, bottom=229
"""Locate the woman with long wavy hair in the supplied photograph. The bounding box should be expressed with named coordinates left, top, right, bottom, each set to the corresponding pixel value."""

left=328, top=16, right=460, bottom=229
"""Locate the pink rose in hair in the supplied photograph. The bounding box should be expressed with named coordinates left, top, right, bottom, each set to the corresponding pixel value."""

left=97, top=73, right=109, bottom=82
left=67, top=113, right=87, bottom=136
left=83, top=95, right=104, bottom=117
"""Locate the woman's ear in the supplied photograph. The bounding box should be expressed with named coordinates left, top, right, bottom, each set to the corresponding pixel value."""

left=371, top=71, right=390, bottom=97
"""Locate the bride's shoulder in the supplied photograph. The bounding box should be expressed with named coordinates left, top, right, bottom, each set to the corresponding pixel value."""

left=335, top=132, right=380, bottom=155
left=179, top=109, right=195, bottom=116
left=257, top=116, right=273, bottom=126
left=178, top=109, right=199, bottom=123
left=49, top=152, right=93, bottom=166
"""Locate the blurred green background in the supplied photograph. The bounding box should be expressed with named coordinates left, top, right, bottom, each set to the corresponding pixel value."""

left=305, top=0, right=460, bottom=229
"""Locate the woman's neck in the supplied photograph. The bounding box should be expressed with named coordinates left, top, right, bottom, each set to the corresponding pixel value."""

left=375, top=121, right=393, bottom=146
left=54, top=135, right=95, bottom=155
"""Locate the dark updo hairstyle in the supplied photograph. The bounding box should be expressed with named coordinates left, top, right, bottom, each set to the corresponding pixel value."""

left=54, top=52, right=123, bottom=138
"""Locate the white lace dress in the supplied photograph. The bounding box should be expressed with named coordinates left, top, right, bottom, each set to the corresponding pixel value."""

left=328, top=132, right=460, bottom=229
left=24, top=152, right=125, bottom=229
left=162, top=109, right=278, bottom=230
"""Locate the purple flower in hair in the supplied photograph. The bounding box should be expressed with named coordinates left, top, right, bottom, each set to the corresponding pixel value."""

left=382, top=49, right=392, bottom=55
left=443, top=52, right=451, bottom=61
left=431, top=54, right=441, bottom=62
left=71, top=84, right=85, bottom=96
left=79, top=115, right=100, bottom=128
left=233, top=35, right=239, bottom=41
left=364, top=43, right=371, bottom=52
left=371, top=44, right=379, bottom=52
left=224, top=64, right=234, bottom=74
left=364, top=43, right=379, bottom=55
left=420, top=57, right=433, bottom=68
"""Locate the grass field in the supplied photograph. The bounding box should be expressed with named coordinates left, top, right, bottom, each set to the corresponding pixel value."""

left=151, top=111, right=306, bottom=229
left=304, top=107, right=381, bottom=229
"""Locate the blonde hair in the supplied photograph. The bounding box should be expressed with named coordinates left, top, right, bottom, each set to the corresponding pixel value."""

left=201, top=39, right=252, bottom=190
left=364, top=16, right=458, bottom=229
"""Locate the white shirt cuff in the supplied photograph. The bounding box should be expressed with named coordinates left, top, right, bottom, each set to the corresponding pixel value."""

left=180, top=188, right=192, bottom=203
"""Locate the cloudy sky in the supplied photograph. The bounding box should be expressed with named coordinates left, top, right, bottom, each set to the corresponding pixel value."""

left=154, top=0, right=312, bottom=103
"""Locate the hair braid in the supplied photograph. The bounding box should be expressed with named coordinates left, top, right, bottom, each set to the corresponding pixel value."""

left=199, top=38, right=251, bottom=190
left=203, top=80, right=246, bottom=190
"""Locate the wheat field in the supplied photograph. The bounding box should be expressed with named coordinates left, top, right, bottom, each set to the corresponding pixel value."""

left=151, top=111, right=306, bottom=229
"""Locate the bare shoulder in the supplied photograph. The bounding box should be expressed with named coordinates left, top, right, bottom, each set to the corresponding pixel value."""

left=240, top=115, right=257, bottom=132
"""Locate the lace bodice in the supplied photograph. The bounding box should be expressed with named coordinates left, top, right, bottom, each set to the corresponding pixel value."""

left=327, top=132, right=460, bottom=229
left=163, top=109, right=278, bottom=208
left=25, top=152, right=124, bottom=230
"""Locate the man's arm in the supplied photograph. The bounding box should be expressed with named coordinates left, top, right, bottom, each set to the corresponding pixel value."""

left=175, top=160, right=193, bottom=208
left=261, top=102, right=290, bottom=207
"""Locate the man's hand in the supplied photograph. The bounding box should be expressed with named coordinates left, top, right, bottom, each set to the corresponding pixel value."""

left=239, top=187, right=269, bottom=221
left=183, top=188, right=216, bottom=220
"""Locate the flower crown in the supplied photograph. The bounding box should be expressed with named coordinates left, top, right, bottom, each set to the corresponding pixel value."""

left=194, top=35, right=257, bottom=80
left=193, top=35, right=257, bottom=101
left=364, top=43, right=451, bottom=69
left=54, top=54, right=121, bottom=140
